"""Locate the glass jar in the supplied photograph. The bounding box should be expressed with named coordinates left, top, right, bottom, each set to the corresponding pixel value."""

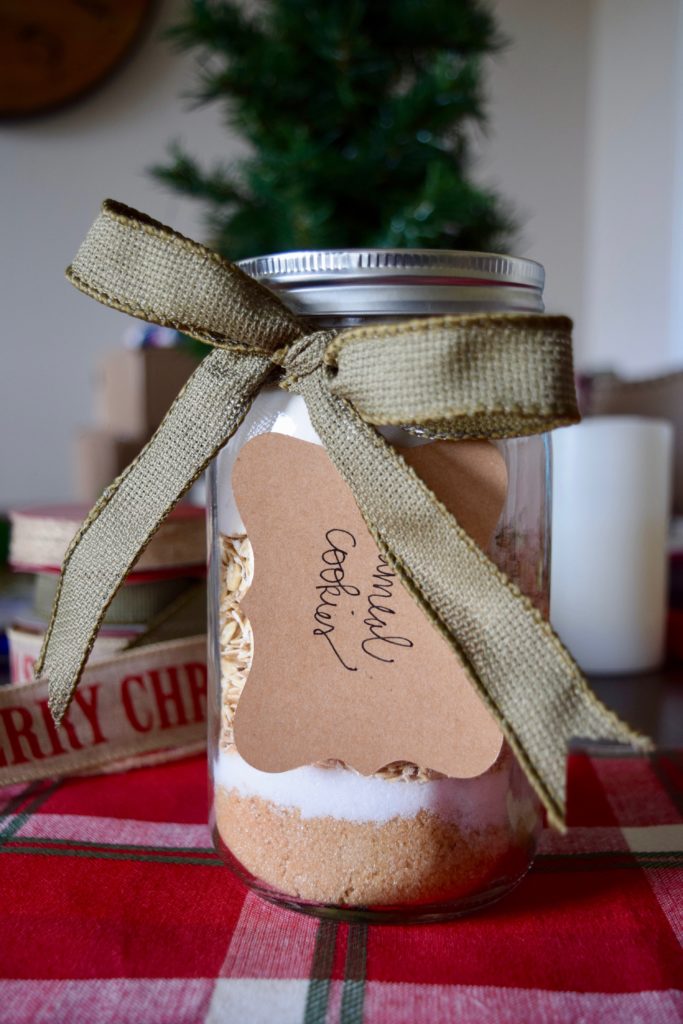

left=208, top=251, right=548, bottom=922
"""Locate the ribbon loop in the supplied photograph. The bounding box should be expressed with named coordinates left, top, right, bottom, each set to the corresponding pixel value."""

left=68, top=200, right=303, bottom=353
left=35, top=199, right=651, bottom=828
left=325, top=313, right=579, bottom=438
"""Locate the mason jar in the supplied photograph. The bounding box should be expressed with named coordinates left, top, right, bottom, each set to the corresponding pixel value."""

left=207, top=251, right=548, bottom=922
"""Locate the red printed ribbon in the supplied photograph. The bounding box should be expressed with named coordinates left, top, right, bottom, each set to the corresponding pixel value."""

left=0, top=637, right=207, bottom=785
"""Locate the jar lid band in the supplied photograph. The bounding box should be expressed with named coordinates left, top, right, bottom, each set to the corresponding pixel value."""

left=238, top=249, right=544, bottom=316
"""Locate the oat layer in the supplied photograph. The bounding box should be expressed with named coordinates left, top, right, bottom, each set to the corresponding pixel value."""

left=214, top=785, right=526, bottom=907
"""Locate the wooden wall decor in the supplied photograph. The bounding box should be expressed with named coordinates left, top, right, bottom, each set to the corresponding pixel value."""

left=0, top=0, right=155, bottom=118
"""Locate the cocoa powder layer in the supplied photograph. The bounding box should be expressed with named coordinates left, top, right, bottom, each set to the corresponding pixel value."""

left=214, top=785, right=523, bottom=907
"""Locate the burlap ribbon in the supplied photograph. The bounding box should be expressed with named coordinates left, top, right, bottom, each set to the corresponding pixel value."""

left=36, top=199, right=650, bottom=828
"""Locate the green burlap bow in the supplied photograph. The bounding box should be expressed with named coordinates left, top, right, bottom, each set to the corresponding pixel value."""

left=36, top=200, right=650, bottom=829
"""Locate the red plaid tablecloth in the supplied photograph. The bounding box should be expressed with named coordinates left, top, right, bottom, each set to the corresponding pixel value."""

left=0, top=750, right=681, bottom=1023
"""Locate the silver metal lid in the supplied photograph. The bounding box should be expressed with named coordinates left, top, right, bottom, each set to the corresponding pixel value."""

left=238, top=248, right=545, bottom=316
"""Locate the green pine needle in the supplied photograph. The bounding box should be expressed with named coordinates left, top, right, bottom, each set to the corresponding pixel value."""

left=151, top=0, right=517, bottom=259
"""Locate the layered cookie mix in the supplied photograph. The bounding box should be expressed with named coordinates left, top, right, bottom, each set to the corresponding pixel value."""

left=213, top=533, right=540, bottom=909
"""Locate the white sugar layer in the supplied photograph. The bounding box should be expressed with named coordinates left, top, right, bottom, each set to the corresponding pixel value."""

left=214, top=749, right=515, bottom=827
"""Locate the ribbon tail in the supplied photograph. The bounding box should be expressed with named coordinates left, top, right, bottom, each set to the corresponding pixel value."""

left=294, top=367, right=652, bottom=830
left=67, top=200, right=303, bottom=353
left=36, top=348, right=272, bottom=724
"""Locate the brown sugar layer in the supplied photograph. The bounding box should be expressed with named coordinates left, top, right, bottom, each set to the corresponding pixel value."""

left=214, top=784, right=529, bottom=907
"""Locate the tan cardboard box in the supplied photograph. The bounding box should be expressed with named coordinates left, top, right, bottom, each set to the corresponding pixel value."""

left=74, top=428, right=145, bottom=502
left=94, top=348, right=197, bottom=438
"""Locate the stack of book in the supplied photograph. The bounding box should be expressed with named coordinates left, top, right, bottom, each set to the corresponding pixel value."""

left=7, top=504, right=206, bottom=684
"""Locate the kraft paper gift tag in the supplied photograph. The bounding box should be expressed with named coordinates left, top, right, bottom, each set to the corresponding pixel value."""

left=232, top=433, right=508, bottom=778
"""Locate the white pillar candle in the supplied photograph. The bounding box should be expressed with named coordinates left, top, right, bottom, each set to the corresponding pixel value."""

left=551, top=416, right=673, bottom=674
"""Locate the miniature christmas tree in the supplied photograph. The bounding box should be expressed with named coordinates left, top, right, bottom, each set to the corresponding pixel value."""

left=151, top=0, right=516, bottom=258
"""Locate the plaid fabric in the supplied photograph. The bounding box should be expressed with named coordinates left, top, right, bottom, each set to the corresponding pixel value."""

left=0, top=750, right=681, bottom=1024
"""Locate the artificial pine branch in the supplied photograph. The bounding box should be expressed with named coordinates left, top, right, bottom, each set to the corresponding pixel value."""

left=151, top=0, right=517, bottom=258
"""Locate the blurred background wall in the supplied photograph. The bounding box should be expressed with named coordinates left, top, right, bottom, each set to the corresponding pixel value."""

left=2, top=0, right=682, bottom=505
